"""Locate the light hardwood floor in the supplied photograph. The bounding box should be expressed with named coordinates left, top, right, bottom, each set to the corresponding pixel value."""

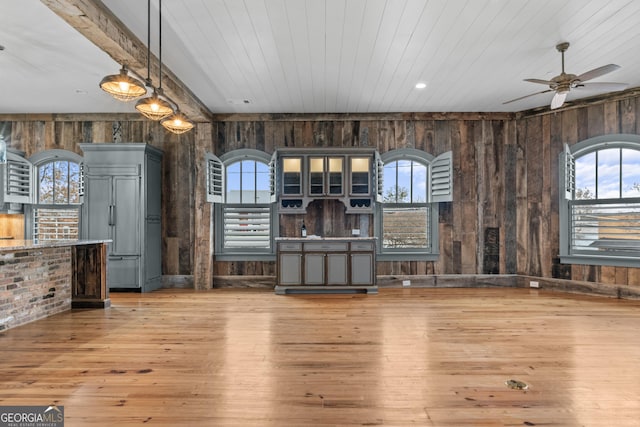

left=1, top=287, right=640, bottom=426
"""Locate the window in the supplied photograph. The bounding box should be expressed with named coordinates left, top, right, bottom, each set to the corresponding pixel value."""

left=28, top=150, right=83, bottom=241
left=207, top=149, right=276, bottom=259
left=377, top=148, right=452, bottom=260
left=560, top=134, right=640, bottom=267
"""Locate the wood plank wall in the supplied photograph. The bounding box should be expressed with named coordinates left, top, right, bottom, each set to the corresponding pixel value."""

left=516, top=96, right=640, bottom=288
left=209, top=116, right=516, bottom=279
left=0, top=117, right=198, bottom=282
left=2, top=92, right=640, bottom=290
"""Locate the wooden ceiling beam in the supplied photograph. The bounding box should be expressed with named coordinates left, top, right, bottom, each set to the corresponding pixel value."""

left=41, top=0, right=212, bottom=122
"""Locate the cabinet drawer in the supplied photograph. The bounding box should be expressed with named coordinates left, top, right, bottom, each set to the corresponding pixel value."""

left=278, top=242, right=302, bottom=251
left=108, top=256, right=139, bottom=288
left=351, top=241, right=374, bottom=251
left=304, top=242, right=348, bottom=251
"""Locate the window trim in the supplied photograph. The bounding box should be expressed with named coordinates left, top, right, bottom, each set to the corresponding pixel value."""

left=376, top=148, right=451, bottom=261
left=210, top=149, right=277, bottom=261
left=559, top=133, right=640, bottom=267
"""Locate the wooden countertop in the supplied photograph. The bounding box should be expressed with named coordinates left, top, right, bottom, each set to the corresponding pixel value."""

left=0, top=239, right=112, bottom=252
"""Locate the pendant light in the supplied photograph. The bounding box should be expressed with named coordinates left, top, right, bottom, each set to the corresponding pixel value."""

left=99, top=64, right=146, bottom=101
left=161, top=109, right=194, bottom=134
left=135, top=0, right=173, bottom=121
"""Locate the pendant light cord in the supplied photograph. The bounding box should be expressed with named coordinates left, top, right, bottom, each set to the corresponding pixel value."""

left=145, top=0, right=151, bottom=84
left=158, top=0, right=163, bottom=90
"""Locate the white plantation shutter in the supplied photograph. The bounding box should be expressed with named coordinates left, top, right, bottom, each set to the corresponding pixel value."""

left=269, top=151, right=277, bottom=203
left=222, top=206, right=271, bottom=249
left=3, top=152, right=33, bottom=204
left=563, top=143, right=575, bottom=200
left=429, top=151, right=453, bottom=202
left=206, top=152, right=225, bottom=203
left=78, top=161, right=85, bottom=203
left=375, top=150, right=384, bottom=203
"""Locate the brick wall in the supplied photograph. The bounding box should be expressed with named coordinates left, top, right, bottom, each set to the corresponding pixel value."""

left=0, top=247, right=72, bottom=331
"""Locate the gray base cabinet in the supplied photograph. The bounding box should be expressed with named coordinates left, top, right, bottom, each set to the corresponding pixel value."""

left=80, top=143, right=163, bottom=292
left=275, top=238, right=376, bottom=294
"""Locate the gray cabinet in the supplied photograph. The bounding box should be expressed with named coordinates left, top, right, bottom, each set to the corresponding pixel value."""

left=278, top=242, right=302, bottom=285
left=275, top=148, right=382, bottom=214
left=275, top=238, right=376, bottom=294
left=80, top=143, right=163, bottom=292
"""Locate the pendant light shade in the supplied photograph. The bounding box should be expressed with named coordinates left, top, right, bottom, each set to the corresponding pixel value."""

left=99, top=65, right=147, bottom=101
left=135, top=88, right=174, bottom=120
left=161, top=109, right=194, bottom=134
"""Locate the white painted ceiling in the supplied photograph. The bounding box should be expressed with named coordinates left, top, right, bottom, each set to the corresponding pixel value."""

left=2, top=0, right=640, bottom=115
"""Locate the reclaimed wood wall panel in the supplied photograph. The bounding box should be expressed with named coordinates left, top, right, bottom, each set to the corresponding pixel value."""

left=193, top=123, right=215, bottom=289
left=0, top=116, right=198, bottom=285
left=503, top=122, right=517, bottom=274
left=3, top=93, right=640, bottom=291
left=516, top=93, right=640, bottom=289
left=209, top=116, right=507, bottom=279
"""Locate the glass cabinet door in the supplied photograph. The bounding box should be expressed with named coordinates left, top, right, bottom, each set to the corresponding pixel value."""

left=350, top=157, right=370, bottom=195
left=309, top=157, right=324, bottom=196
left=282, top=157, right=302, bottom=195
left=308, top=156, right=343, bottom=196
left=328, top=157, right=343, bottom=195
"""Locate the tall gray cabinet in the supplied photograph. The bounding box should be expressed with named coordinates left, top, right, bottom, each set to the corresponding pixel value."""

left=80, top=143, right=163, bottom=292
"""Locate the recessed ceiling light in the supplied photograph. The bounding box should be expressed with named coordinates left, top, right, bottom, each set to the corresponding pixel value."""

left=415, top=82, right=427, bottom=89
left=227, top=99, right=251, bottom=105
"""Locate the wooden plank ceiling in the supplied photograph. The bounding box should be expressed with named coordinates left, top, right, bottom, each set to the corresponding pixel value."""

left=1, top=0, right=640, bottom=116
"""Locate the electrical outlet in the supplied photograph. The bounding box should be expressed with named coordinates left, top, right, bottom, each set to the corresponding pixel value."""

left=530, top=281, right=540, bottom=288
left=402, top=280, right=411, bottom=287
left=351, top=229, right=360, bottom=236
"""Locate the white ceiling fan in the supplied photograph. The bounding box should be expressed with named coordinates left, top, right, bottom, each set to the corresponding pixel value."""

left=504, top=42, right=628, bottom=109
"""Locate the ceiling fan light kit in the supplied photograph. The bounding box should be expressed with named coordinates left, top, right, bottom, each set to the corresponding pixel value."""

left=504, top=41, right=628, bottom=110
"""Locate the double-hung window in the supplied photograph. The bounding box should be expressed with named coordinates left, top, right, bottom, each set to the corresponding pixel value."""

left=207, top=149, right=276, bottom=259
left=377, top=148, right=452, bottom=260
left=28, top=150, right=83, bottom=241
left=559, top=134, right=640, bottom=267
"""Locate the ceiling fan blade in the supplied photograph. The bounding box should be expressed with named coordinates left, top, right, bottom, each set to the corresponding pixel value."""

left=576, top=64, right=620, bottom=82
left=503, top=89, right=554, bottom=104
left=576, top=82, right=628, bottom=91
left=524, top=78, right=554, bottom=86
left=550, top=92, right=567, bottom=109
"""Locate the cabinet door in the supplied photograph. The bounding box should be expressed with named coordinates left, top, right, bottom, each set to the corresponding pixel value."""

left=327, top=157, right=344, bottom=195
left=351, top=253, right=373, bottom=285
left=109, top=256, right=140, bottom=288
left=282, top=157, right=302, bottom=195
left=112, top=176, right=140, bottom=255
left=84, top=175, right=112, bottom=242
left=326, top=253, right=348, bottom=285
left=304, top=253, right=325, bottom=285
left=308, top=156, right=344, bottom=196
left=350, top=157, right=371, bottom=195
left=308, top=157, right=325, bottom=196
left=279, top=253, right=302, bottom=285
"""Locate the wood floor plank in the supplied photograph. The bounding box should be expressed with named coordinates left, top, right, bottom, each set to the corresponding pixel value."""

left=1, top=288, right=640, bottom=426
